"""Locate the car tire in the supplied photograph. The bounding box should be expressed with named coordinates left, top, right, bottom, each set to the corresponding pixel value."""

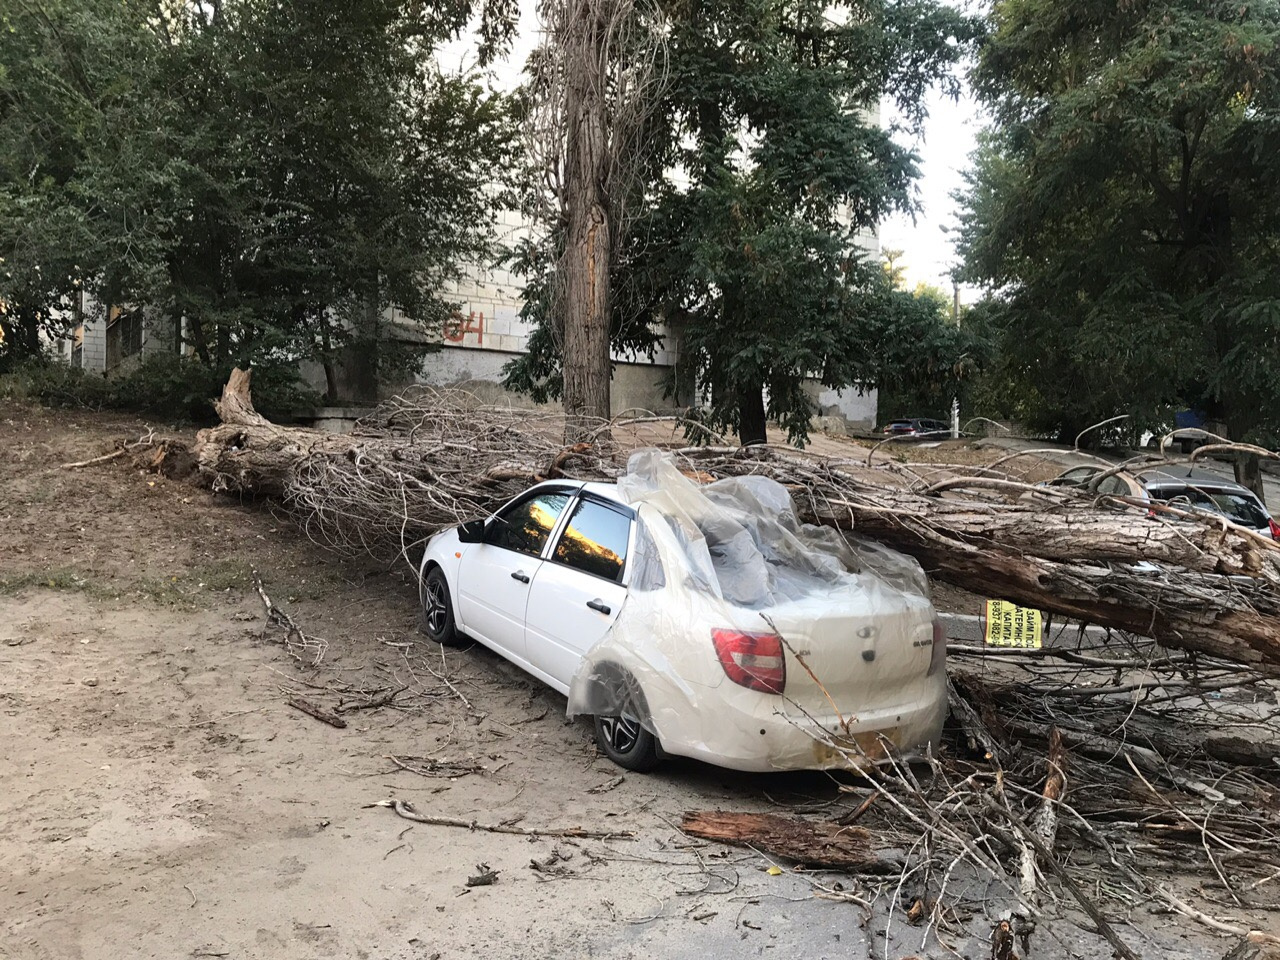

left=419, top=567, right=465, bottom=647
left=591, top=665, right=661, bottom=773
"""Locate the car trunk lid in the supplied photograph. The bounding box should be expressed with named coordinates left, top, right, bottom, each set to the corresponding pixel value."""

left=752, top=579, right=937, bottom=722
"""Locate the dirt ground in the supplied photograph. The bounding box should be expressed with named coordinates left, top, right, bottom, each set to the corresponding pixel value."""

left=0, top=403, right=1241, bottom=960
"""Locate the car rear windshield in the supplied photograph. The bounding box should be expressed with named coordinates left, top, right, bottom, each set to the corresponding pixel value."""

left=1149, top=487, right=1270, bottom=528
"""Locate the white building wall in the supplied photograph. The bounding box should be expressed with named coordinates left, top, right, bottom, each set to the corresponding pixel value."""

left=812, top=384, right=879, bottom=432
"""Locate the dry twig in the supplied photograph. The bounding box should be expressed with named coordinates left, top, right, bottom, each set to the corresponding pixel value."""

left=369, top=798, right=634, bottom=840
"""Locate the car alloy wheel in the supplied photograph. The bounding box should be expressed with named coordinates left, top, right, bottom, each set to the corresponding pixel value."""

left=597, top=712, right=643, bottom=754
left=418, top=566, right=465, bottom=647
left=591, top=664, right=660, bottom=772
left=424, top=577, right=449, bottom=637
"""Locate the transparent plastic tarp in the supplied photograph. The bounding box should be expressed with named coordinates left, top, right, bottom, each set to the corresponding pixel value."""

left=567, top=451, right=947, bottom=772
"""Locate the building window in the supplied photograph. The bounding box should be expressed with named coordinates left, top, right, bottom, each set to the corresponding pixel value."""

left=105, top=308, right=142, bottom=371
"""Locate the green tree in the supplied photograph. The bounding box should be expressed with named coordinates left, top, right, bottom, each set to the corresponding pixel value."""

left=957, top=0, right=1280, bottom=471
left=883, top=249, right=908, bottom=289
left=0, top=0, right=170, bottom=366
left=509, top=0, right=978, bottom=445
left=160, top=0, right=519, bottom=400
left=873, top=278, right=986, bottom=423
left=1, top=0, right=518, bottom=401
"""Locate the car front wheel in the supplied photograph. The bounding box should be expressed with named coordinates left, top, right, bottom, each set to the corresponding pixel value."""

left=419, top=567, right=464, bottom=647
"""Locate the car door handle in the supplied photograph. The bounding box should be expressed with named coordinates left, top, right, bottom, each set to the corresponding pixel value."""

left=510, top=571, right=530, bottom=584
left=586, top=599, right=611, bottom=615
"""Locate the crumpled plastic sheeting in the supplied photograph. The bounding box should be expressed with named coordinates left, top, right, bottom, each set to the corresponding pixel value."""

left=617, top=450, right=929, bottom=605
left=567, top=450, right=945, bottom=771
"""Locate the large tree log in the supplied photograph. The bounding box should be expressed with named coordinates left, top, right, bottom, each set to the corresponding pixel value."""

left=679, top=811, right=895, bottom=872
left=193, top=368, right=351, bottom=497
left=184, top=370, right=1280, bottom=673
left=692, top=452, right=1280, bottom=673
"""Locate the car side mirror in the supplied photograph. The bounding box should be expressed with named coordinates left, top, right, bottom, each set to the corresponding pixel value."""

left=457, top=518, right=488, bottom=543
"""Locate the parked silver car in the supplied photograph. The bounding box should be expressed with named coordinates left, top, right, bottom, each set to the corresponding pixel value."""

left=1048, top=464, right=1278, bottom=540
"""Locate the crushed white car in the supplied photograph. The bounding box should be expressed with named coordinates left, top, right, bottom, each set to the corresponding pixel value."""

left=418, top=451, right=947, bottom=773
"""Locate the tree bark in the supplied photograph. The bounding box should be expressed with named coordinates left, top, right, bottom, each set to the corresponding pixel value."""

left=1019, top=726, right=1065, bottom=901
left=1235, top=453, right=1266, bottom=505
left=560, top=0, right=614, bottom=441
left=680, top=811, right=894, bottom=872
left=737, top=383, right=767, bottom=447
left=318, top=317, right=340, bottom=404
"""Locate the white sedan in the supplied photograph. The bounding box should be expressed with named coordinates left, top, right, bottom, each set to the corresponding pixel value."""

left=417, top=454, right=948, bottom=773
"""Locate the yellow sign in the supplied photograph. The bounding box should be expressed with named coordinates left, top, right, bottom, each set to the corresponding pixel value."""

left=983, top=600, right=1043, bottom=649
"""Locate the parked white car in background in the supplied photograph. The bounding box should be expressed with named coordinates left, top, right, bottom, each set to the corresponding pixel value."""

left=418, top=452, right=948, bottom=773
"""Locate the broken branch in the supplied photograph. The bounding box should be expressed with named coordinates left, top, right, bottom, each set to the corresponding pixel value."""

left=370, top=798, right=634, bottom=840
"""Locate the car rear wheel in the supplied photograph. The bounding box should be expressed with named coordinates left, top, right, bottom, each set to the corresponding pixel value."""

left=591, top=665, right=660, bottom=772
left=419, top=567, right=465, bottom=647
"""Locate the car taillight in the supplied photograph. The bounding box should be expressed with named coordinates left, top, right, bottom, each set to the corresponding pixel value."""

left=711, top=629, right=786, bottom=694
left=1270, top=518, right=1280, bottom=541
left=928, top=619, right=947, bottom=677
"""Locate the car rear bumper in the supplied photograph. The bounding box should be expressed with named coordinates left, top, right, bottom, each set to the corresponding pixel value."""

left=654, top=672, right=948, bottom=773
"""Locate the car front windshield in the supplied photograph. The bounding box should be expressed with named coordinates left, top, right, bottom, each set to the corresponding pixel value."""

left=1151, top=487, right=1269, bottom=528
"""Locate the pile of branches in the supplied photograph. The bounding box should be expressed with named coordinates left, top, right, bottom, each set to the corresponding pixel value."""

left=673, top=633, right=1280, bottom=956
left=769, top=636, right=1280, bottom=957
left=186, top=369, right=1280, bottom=673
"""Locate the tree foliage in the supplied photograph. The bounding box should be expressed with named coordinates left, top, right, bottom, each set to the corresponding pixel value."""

left=875, top=279, right=987, bottom=423
left=0, top=0, right=518, bottom=398
left=508, top=0, right=980, bottom=445
left=0, top=0, right=163, bottom=364
left=957, top=0, right=1280, bottom=449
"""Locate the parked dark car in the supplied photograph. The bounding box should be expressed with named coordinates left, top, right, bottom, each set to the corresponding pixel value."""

left=881, top=418, right=950, bottom=437
left=1047, top=464, right=1279, bottom=540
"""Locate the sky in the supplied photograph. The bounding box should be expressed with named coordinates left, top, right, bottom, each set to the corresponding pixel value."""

left=879, top=88, right=984, bottom=298
left=438, top=5, right=986, bottom=301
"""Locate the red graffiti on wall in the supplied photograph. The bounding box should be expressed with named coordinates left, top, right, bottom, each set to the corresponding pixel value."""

left=443, top=311, right=484, bottom=346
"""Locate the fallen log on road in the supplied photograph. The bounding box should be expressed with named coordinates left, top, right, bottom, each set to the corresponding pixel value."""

left=680, top=810, right=896, bottom=872
left=176, top=369, right=1280, bottom=672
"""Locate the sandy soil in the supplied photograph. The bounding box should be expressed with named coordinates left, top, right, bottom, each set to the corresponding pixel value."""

left=0, top=403, right=1240, bottom=960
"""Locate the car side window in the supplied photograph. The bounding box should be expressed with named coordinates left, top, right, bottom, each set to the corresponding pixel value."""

left=551, top=498, right=631, bottom=583
left=1099, top=475, right=1129, bottom=496
left=485, top=490, right=572, bottom=557
left=628, top=518, right=666, bottom=591
left=1208, top=493, right=1268, bottom=528
left=1056, top=467, right=1096, bottom=487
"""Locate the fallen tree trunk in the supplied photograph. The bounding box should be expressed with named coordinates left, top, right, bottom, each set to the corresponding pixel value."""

left=678, top=455, right=1280, bottom=672
left=680, top=810, right=895, bottom=872
left=885, top=534, right=1280, bottom=673
left=180, top=370, right=1280, bottom=672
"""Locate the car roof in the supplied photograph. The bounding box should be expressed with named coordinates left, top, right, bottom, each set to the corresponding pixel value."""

left=1055, top=464, right=1261, bottom=498
left=1139, top=466, right=1256, bottom=495
left=533, top=478, right=626, bottom=506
